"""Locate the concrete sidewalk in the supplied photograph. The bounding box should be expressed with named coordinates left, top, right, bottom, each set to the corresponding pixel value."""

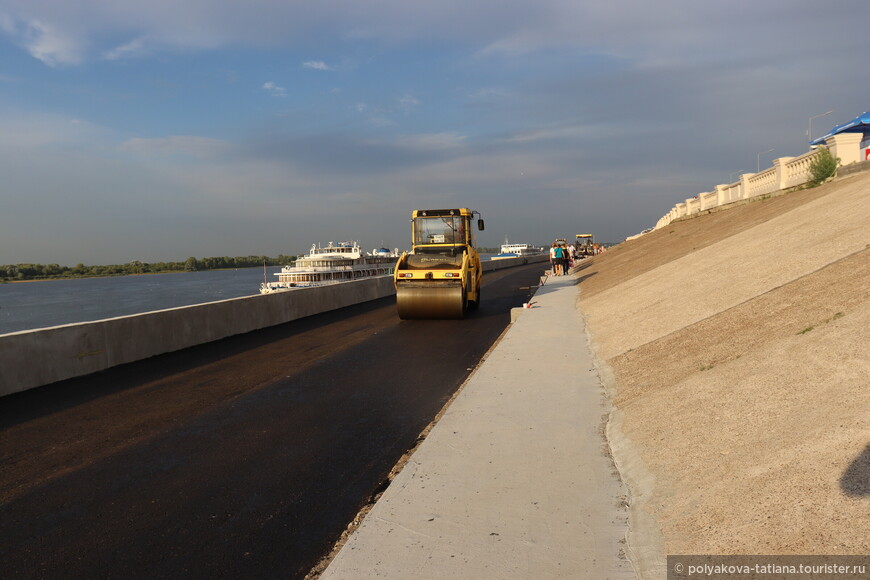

left=320, top=270, right=636, bottom=579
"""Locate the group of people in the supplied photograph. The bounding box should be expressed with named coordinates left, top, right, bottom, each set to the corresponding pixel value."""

left=549, top=241, right=574, bottom=276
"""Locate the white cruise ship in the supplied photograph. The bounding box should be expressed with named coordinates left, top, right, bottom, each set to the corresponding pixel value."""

left=491, top=240, right=544, bottom=260
left=260, top=241, right=398, bottom=294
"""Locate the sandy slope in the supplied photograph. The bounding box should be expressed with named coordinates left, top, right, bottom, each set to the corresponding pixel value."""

left=577, top=170, right=870, bottom=572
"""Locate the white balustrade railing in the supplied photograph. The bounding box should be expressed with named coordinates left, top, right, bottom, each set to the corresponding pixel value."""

left=651, top=131, right=866, bottom=231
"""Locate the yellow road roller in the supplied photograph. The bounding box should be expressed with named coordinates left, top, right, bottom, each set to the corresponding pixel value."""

left=394, top=208, right=485, bottom=319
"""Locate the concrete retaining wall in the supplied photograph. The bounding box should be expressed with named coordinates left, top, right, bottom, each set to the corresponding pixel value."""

left=0, top=255, right=548, bottom=397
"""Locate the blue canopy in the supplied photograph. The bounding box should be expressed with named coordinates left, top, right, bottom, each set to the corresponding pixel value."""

left=810, top=110, right=870, bottom=146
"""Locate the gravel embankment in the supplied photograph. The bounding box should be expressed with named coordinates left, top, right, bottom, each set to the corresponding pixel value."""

left=577, top=171, right=870, bottom=576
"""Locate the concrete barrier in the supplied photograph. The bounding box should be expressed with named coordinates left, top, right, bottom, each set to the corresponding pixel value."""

left=482, top=254, right=548, bottom=272
left=0, top=255, right=549, bottom=397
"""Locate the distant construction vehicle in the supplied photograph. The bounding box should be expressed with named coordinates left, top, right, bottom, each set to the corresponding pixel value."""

left=575, top=234, right=595, bottom=257
left=394, top=208, right=485, bottom=319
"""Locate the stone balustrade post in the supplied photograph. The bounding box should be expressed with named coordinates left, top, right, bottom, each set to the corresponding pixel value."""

left=773, top=157, right=794, bottom=190
left=739, top=174, right=753, bottom=200
left=720, top=183, right=741, bottom=205
left=825, top=133, right=864, bottom=165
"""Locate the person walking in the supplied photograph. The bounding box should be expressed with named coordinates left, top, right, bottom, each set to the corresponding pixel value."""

left=564, top=242, right=574, bottom=275
left=559, top=243, right=568, bottom=275
left=549, top=243, right=558, bottom=275
left=552, top=243, right=565, bottom=276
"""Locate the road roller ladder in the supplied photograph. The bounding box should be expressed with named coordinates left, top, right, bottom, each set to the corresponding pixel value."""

left=394, top=208, right=485, bottom=319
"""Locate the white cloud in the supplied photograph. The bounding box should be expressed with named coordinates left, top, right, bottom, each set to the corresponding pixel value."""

left=2, top=0, right=868, bottom=264
left=302, top=60, right=331, bottom=71
left=1, top=0, right=866, bottom=72
left=102, top=36, right=150, bottom=61
left=262, top=81, right=287, bottom=97
left=396, top=95, right=420, bottom=110
left=0, top=15, right=83, bottom=66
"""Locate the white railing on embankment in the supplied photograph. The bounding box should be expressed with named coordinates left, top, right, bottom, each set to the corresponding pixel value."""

left=650, top=132, right=867, bottom=231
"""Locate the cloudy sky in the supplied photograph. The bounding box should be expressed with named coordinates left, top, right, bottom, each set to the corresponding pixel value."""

left=1, top=0, right=867, bottom=265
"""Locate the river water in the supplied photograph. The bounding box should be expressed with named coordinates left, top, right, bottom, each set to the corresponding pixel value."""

left=0, top=267, right=282, bottom=335
left=0, top=255, right=503, bottom=336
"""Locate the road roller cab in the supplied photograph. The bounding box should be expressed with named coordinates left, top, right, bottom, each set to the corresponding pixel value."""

left=575, top=233, right=594, bottom=257
left=394, top=208, right=485, bottom=319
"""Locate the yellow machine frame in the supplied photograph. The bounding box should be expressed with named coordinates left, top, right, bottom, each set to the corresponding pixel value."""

left=394, top=208, right=484, bottom=319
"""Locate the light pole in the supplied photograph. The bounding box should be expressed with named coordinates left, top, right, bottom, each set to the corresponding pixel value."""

left=729, top=170, right=745, bottom=183
left=757, top=148, right=774, bottom=173
left=808, top=110, right=833, bottom=146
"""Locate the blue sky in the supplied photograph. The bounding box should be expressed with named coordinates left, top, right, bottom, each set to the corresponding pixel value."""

left=1, top=0, right=868, bottom=265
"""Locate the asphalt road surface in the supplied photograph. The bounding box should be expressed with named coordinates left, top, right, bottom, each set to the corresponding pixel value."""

left=1, top=262, right=547, bottom=580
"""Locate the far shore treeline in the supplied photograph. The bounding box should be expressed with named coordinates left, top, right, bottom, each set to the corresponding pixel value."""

left=2, top=247, right=511, bottom=283
left=1, top=255, right=297, bottom=282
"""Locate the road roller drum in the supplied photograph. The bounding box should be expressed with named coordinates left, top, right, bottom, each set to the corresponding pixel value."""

left=396, top=284, right=466, bottom=319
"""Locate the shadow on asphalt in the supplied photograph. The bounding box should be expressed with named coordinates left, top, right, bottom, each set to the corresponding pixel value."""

left=0, top=297, right=394, bottom=429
